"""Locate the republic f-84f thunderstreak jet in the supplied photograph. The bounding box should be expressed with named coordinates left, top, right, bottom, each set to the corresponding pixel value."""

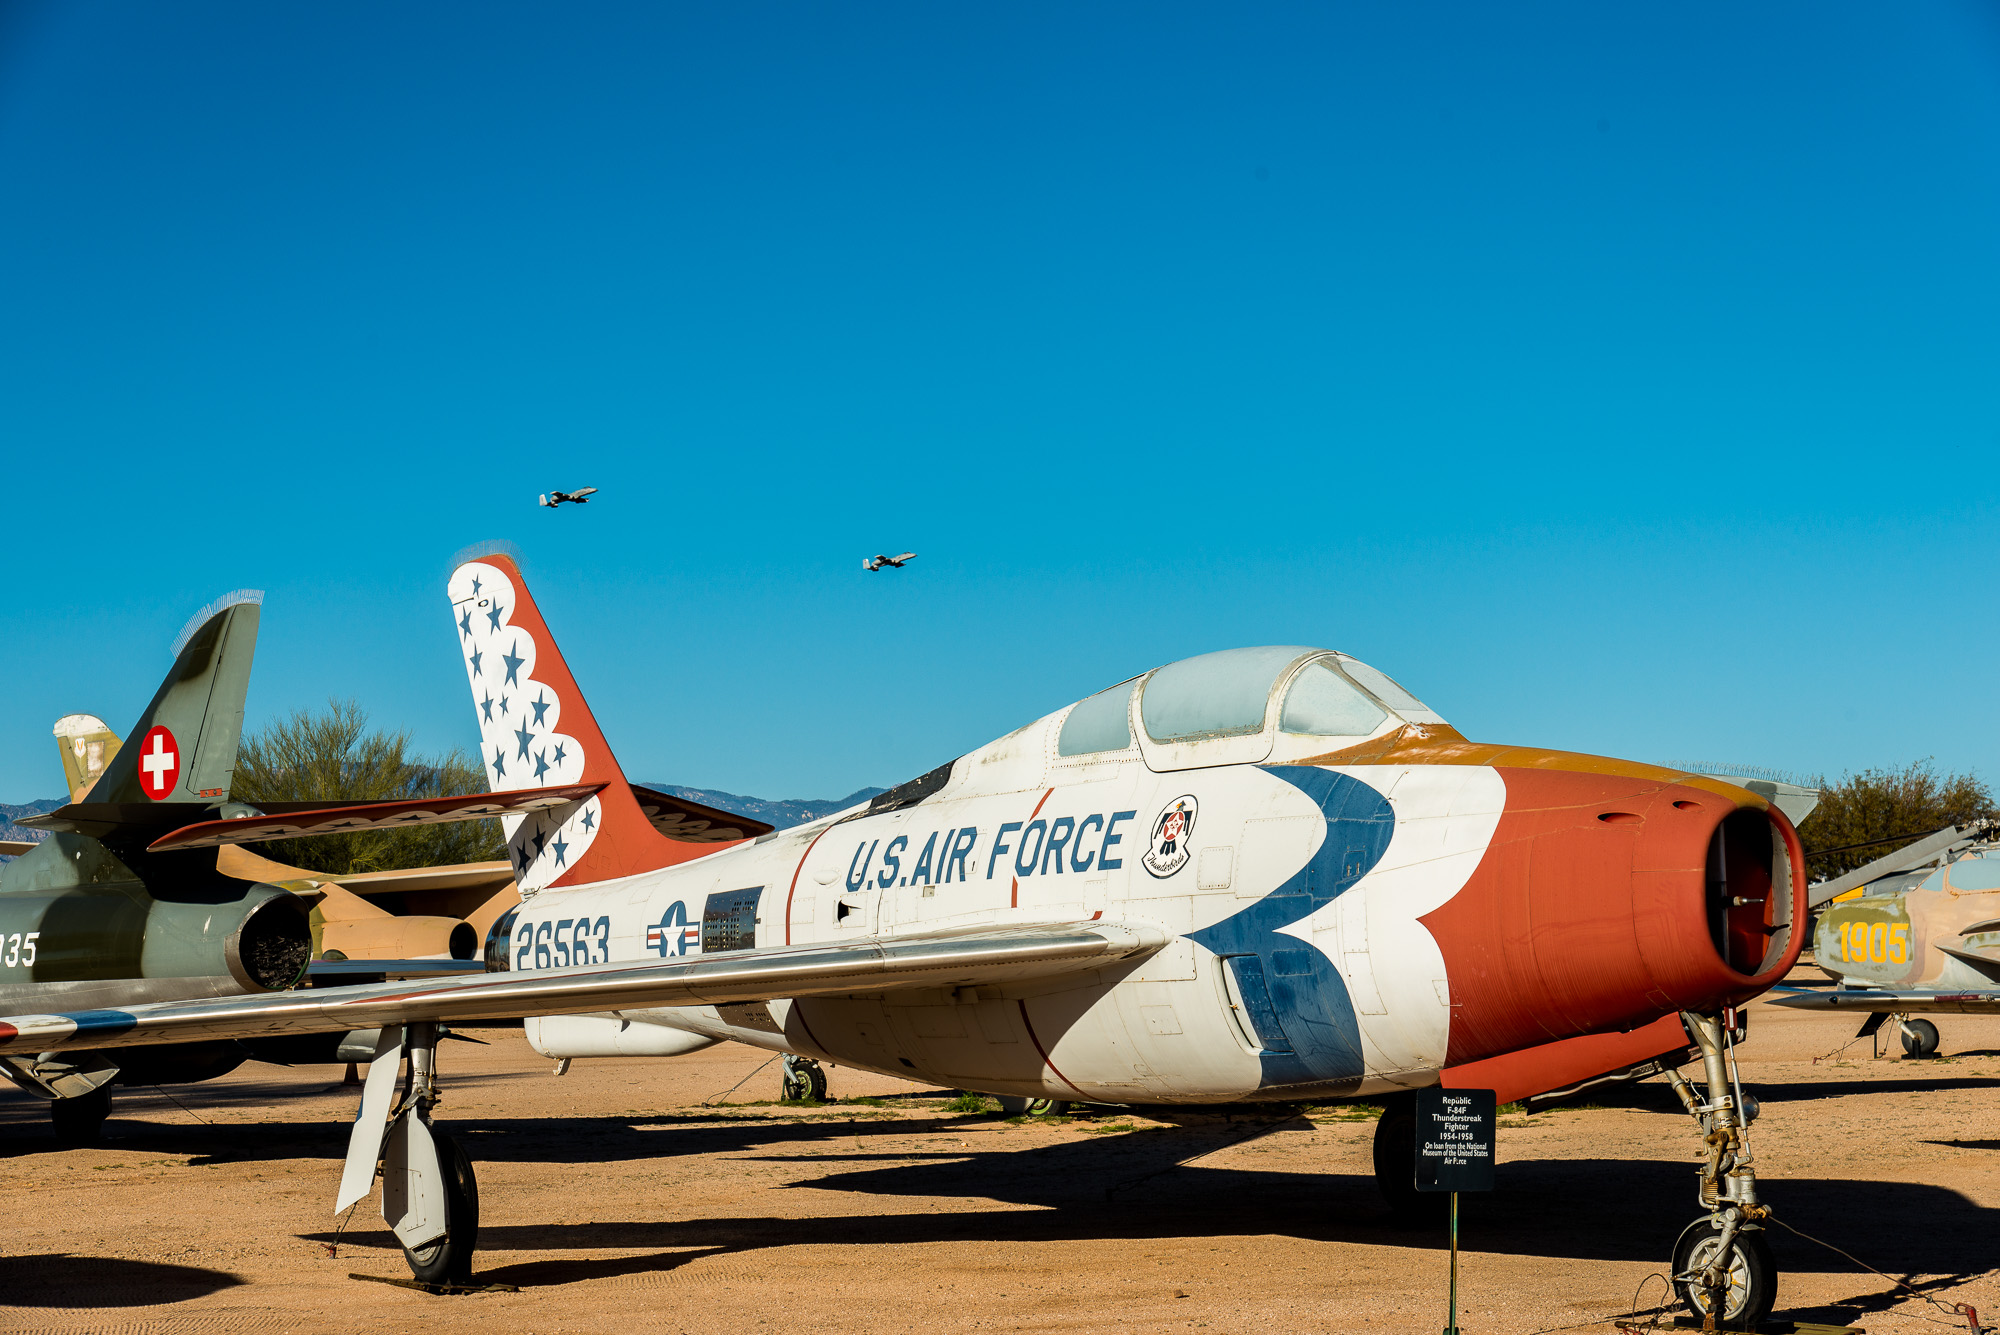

left=0, top=550, right=1807, bottom=1324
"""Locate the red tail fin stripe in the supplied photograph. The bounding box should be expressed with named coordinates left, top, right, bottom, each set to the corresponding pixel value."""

left=449, top=554, right=713, bottom=888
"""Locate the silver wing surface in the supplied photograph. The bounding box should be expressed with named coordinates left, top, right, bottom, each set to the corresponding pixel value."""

left=0, top=920, right=1166, bottom=1055
left=1767, top=984, right=2000, bottom=1015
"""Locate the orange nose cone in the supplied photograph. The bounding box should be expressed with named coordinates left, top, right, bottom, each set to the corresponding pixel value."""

left=1422, top=769, right=1806, bottom=1067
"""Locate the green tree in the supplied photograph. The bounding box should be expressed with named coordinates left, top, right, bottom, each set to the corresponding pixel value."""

left=232, top=698, right=503, bottom=874
left=1801, top=760, right=1995, bottom=879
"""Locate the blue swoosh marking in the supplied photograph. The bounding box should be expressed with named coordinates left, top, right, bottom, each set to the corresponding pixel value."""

left=1187, top=767, right=1395, bottom=1089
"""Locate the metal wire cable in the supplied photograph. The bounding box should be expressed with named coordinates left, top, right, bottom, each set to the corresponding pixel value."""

left=323, top=1199, right=361, bottom=1260
left=1766, top=1211, right=1993, bottom=1333
left=148, top=1084, right=213, bottom=1126
left=700, top=1055, right=779, bottom=1107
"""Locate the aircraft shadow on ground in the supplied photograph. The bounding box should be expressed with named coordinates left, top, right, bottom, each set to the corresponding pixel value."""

left=2, top=1254, right=244, bottom=1307
left=290, top=1118, right=1994, bottom=1296
left=12, top=1073, right=1993, bottom=1312
left=1751, top=1075, right=2000, bottom=1100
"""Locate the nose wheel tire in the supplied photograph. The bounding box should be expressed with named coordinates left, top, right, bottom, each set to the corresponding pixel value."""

left=1900, top=1018, right=1940, bottom=1059
left=402, top=1130, right=480, bottom=1285
left=1671, top=1217, right=1776, bottom=1329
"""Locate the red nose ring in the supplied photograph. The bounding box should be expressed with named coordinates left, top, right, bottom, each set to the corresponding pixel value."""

left=1422, top=769, right=1806, bottom=1068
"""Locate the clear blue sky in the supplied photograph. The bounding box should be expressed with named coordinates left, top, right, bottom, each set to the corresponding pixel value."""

left=3, top=2, right=1997, bottom=805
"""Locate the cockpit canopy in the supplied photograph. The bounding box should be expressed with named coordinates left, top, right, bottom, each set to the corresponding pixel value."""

left=1057, top=645, right=1444, bottom=771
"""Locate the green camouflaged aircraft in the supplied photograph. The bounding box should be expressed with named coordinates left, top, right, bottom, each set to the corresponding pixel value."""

left=0, top=592, right=322, bottom=1136
left=3, top=593, right=593, bottom=1142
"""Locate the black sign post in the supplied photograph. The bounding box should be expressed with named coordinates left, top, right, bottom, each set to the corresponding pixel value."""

left=1415, top=1087, right=1496, bottom=1335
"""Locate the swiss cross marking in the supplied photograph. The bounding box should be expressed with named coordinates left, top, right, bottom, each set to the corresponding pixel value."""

left=139, top=726, right=180, bottom=799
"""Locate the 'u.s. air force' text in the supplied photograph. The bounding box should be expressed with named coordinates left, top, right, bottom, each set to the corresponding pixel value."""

left=846, top=811, right=1140, bottom=890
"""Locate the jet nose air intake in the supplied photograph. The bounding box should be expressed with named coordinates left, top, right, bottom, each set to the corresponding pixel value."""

left=1422, top=772, right=1806, bottom=1068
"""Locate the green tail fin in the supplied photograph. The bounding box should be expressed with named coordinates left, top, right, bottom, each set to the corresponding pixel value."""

left=90, top=591, right=263, bottom=805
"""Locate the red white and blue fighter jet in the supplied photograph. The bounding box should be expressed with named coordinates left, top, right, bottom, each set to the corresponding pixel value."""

left=0, top=549, right=1807, bottom=1322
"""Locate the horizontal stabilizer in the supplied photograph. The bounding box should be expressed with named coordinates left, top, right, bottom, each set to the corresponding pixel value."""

left=333, top=861, right=518, bottom=896
left=21, top=784, right=601, bottom=847
left=306, top=959, right=489, bottom=982
left=628, top=785, right=775, bottom=842
left=144, top=784, right=604, bottom=851
left=0, top=919, right=1168, bottom=1055
left=1937, top=944, right=2000, bottom=983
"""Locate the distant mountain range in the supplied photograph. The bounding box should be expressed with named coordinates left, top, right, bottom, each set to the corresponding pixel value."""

left=0, top=786, right=883, bottom=862
left=1, top=799, right=61, bottom=858
left=644, top=784, right=887, bottom=831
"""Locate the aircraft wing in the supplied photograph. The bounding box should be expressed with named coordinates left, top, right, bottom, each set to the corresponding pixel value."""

left=0, top=919, right=1167, bottom=1055
left=1766, top=984, right=2000, bottom=1015
left=0, top=840, right=36, bottom=857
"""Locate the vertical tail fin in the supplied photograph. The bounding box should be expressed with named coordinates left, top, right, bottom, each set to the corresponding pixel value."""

left=447, top=548, right=691, bottom=891
left=54, top=714, right=121, bottom=803
left=90, top=592, right=261, bottom=804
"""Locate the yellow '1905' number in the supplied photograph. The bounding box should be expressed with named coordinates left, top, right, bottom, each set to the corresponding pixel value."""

left=1837, top=920, right=1909, bottom=965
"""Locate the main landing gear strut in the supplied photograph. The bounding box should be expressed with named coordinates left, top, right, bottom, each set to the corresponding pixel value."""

left=338, top=1022, right=481, bottom=1284
left=1663, top=1010, right=1776, bottom=1330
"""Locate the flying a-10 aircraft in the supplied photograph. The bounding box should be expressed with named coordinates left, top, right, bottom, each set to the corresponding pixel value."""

left=0, top=549, right=1808, bottom=1324
left=863, top=551, right=915, bottom=571
left=539, top=487, right=597, bottom=508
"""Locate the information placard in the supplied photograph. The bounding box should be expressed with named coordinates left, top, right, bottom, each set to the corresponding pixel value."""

left=1415, top=1087, right=1495, bottom=1193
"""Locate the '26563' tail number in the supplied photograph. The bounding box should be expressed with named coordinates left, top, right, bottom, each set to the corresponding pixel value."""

left=515, top=916, right=612, bottom=970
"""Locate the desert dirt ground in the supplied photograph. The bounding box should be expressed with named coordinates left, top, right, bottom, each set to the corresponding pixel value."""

left=5, top=994, right=1999, bottom=1335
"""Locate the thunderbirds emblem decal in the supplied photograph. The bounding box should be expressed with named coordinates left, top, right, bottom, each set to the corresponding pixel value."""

left=1141, top=794, right=1198, bottom=878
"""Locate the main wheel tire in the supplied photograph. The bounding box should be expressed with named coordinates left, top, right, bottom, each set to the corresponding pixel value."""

left=1371, top=1098, right=1445, bottom=1224
left=403, top=1130, right=480, bottom=1285
left=996, top=1096, right=1070, bottom=1116
left=50, top=1086, right=111, bottom=1144
left=1901, top=1018, right=1941, bottom=1059
left=1671, top=1218, right=1777, bottom=1329
left=781, top=1063, right=828, bottom=1102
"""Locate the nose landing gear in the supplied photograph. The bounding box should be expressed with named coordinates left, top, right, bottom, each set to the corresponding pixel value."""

left=1664, top=1010, right=1777, bottom=1329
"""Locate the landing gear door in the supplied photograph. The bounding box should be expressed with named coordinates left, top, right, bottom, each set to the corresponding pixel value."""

left=381, top=1109, right=446, bottom=1251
